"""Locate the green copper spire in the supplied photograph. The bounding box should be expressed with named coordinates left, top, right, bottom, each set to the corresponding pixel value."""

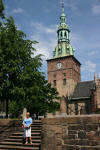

left=53, top=0, right=75, bottom=58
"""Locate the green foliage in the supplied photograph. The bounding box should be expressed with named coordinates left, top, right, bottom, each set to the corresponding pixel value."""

left=9, top=101, right=22, bottom=118
left=23, top=75, right=60, bottom=115
left=0, top=16, right=59, bottom=118
left=0, top=0, right=5, bottom=19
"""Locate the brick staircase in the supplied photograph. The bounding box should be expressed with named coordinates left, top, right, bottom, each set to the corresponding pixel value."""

left=0, top=120, right=41, bottom=150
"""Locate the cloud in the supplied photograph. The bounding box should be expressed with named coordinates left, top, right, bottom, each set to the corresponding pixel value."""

left=92, top=5, right=100, bottom=14
left=31, top=35, right=57, bottom=60
left=12, top=8, right=24, bottom=14
left=31, top=22, right=57, bottom=34
left=88, top=50, right=98, bottom=56
left=70, top=33, right=82, bottom=43
left=32, top=35, right=52, bottom=60
left=82, top=61, right=96, bottom=73
left=31, top=22, right=57, bottom=60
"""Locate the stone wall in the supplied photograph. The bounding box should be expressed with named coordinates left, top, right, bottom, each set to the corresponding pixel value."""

left=0, top=119, right=22, bottom=141
left=41, top=115, right=100, bottom=150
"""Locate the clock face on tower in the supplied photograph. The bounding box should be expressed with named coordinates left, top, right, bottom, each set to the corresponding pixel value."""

left=56, top=62, right=62, bottom=69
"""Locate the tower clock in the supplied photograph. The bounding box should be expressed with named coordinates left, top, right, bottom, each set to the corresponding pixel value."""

left=47, top=1, right=81, bottom=115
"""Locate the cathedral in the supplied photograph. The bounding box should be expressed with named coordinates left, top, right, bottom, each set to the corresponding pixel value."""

left=47, top=3, right=100, bottom=115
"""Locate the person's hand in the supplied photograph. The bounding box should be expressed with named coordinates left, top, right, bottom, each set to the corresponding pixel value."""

left=25, top=126, right=29, bottom=129
left=29, top=124, right=32, bottom=127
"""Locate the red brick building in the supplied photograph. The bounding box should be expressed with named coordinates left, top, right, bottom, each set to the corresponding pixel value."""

left=47, top=4, right=100, bottom=115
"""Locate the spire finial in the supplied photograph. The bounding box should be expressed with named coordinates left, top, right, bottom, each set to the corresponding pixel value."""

left=61, top=0, right=64, bottom=12
left=94, top=72, right=97, bottom=81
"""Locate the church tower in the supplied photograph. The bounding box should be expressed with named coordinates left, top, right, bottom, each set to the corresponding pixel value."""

left=47, top=1, right=81, bottom=99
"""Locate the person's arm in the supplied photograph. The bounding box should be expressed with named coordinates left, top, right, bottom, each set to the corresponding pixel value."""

left=22, top=120, right=24, bottom=128
left=29, top=118, right=32, bottom=127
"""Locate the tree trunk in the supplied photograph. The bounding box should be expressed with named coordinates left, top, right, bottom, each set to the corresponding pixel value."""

left=6, top=99, right=9, bottom=118
left=36, top=112, right=38, bottom=120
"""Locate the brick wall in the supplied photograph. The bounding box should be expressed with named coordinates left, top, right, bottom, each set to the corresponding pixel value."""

left=41, top=115, right=100, bottom=150
left=47, top=56, right=81, bottom=98
left=47, top=56, right=81, bottom=83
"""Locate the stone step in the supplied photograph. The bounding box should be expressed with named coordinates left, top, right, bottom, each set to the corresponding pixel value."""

left=33, top=120, right=42, bottom=122
left=31, top=123, right=42, bottom=125
left=5, top=138, right=41, bottom=143
left=32, top=124, right=41, bottom=126
left=9, top=135, right=41, bottom=139
left=2, top=128, right=41, bottom=131
left=31, top=126, right=41, bottom=128
left=31, top=127, right=42, bottom=130
left=32, top=123, right=41, bottom=125
left=12, top=132, right=41, bottom=136
left=18, top=129, right=41, bottom=132
left=0, top=120, right=42, bottom=149
left=32, top=121, right=41, bottom=123
left=0, top=145, right=39, bottom=150
left=0, top=141, right=40, bottom=147
left=19, top=127, right=41, bottom=131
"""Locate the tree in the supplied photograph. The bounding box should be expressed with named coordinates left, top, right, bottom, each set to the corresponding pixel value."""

left=0, top=0, right=5, bottom=19
left=0, top=16, right=59, bottom=118
left=21, top=68, right=59, bottom=118
left=0, top=16, right=33, bottom=117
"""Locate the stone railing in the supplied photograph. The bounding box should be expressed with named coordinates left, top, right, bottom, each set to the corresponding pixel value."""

left=41, top=115, right=100, bottom=150
left=0, top=119, right=22, bottom=142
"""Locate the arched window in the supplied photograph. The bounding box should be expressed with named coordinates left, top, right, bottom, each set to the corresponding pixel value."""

left=64, top=31, right=66, bottom=37
left=53, top=51, right=56, bottom=57
left=53, top=80, right=56, bottom=86
left=66, top=48, right=69, bottom=53
left=58, top=48, right=62, bottom=54
left=63, top=79, right=66, bottom=85
left=75, top=103, right=78, bottom=115
left=61, top=18, right=63, bottom=23
left=60, top=31, right=62, bottom=37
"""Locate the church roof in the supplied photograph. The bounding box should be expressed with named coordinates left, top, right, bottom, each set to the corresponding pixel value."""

left=71, top=81, right=95, bottom=100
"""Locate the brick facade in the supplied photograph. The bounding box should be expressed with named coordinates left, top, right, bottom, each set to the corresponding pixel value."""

left=47, top=49, right=100, bottom=115
left=47, top=56, right=81, bottom=97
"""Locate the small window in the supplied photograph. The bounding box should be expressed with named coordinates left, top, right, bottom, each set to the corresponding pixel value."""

left=63, top=73, right=66, bottom=77
left=85, top=102, right=89, bottom=114
left=66, top=48, right=69, bottom=52
left=53, top=80, right=56, bottom=86
left=53, top=74, right=56, bottom=78
left=53, top=51, right=56, bottom=57
left=63, top=79, right=66, bottom=85
left=66, top=48, right=70, bottom=54
left=80, top=106, right=85, bottom=115
left=58, top=48, right=62, bottom=55
left=64, top=32, right=66, bottom=37
left=61, top=31, right=62, bottom=37
left=75, top=103, right=78, bottom=115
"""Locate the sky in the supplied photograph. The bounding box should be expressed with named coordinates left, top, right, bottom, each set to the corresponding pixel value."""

left=4, top=0, right=100, bottom=81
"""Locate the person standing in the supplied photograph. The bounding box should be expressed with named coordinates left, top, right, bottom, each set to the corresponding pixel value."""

left=22, top=112, right=32, bottom=144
